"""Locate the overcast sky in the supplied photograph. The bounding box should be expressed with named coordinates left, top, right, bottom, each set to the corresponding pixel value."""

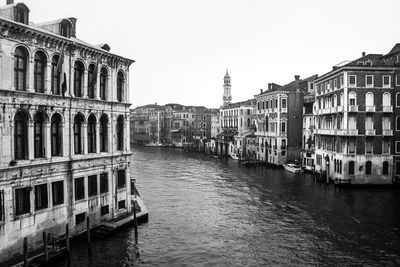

left=23, top=0, right=400, bottom=108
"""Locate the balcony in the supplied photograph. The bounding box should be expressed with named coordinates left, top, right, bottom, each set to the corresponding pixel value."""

left=365, top=106, right=375, bottom=112
left=337, top=129, right=358, bottom=136
left=337, top=106, right=344, bottom=113
left=315, top=129, right=336, bottom=135
left=330, top=106, right=337, bottom=113
left=365, top=129, right=375, bottom=136
left=322, top=108, right=331, bottom=114
left=382, top=106, right=393, bottom=113
left=382, top=129, right=393, bottom=136
left=349, top=105, right=358, bottom=112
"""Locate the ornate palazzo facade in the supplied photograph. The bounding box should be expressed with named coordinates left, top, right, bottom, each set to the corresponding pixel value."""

left=0, top=1, right=134, bottom=263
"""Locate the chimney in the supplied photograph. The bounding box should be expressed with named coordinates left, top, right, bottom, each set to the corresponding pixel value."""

left=295, top=75, right=300, bottom=81
left=260, top=89, right=263, bottom=94
left=362, top=52, right=366, bottom=57
left=268, top=83, right=272, bottom=90
left=6, top=0, right=14, bottom=4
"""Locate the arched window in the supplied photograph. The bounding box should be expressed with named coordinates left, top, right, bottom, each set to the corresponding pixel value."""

left=396, top=116, right=400, bottom=131
left=14, top=111, right=28, bottom=160
left=365, top=92, right=374, bottom=107
left=87, top=114, right=96, bottom=153
left=247, top=118, right=251, bottom=127
left=88, top=64, right=95, bottom=99
left=60, top=20, right=72, bottom=38
left=240, top=118, right=243, bottom=127
left=51, top=55, right=61, bottom=95
left=333, top=94, right=337, bottom=107
left=100, top=114, right=108, bottom=152
left=348, top=161, right=355, bottom=175
left=383, top=161, right=389, bottom=175
left=340, top=92, right=344, bottom=106
left=383, top=92, right=391, bottom=107
left=14, top=4, right=29, bottom=24
left=117, top=116, right=124, bottom=150
left=14, top=46, right=28, bottom=91
left=51, top=113, right=62, bottom=157
left=100, top=67, right=107, bottom=100
left=117, top=71, right=124, bottom=102
left=74, top=61, right=84, bottom=97
left=34, top=112, right=45, bottom=158
left=34, top=51, right=46, bottom=93
left=74, top=114, right=84, bottom=154
left=349, top=92, right=356, bottom=106
left=366, top=161, right=372, bottom=175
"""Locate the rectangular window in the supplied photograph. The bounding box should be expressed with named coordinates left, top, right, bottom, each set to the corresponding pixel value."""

left=52, top=181, right=64, bottom=206
left=396, top=141, right=400, bottom=154
left=100, top=173, right=109, bottom=194
left=101, top=205, right=109, bottom=216
left=88, top=175, right=98, bottom=197
left=281, top=98, right=287, bottom=109
left=34, top=184, right=48, bottom=211
left=74, top=177, right=85, bottom=201
left=366, top=139, right=373, bottom=154
left=75, top=212, right=85, bottom=225
left=333, top=79, right=337, bottom=89
left=117, top=169, right=126, bottom=189
left=0, top=190, right=4, bottom=222
left=15, top=187, right=31, bottom=216
left=281, top=122, right=286, bottom=133
left=383, top=139, right=390, bottom=154
left=118, top=200, right=126, bottom=209
left=396, top=74, right=400, bottom=86
left=383, top=76, right=391, bottom=87
left=349, top=75, right=356, bottom=87
left=340, top=76, right=344, bottom=88
left=366, top=75, right=373, bottom=87
left=348, top=140, right=356, bottom=154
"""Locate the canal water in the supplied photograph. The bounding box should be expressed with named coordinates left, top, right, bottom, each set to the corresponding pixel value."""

left=60, top=145, right=400, bottom=266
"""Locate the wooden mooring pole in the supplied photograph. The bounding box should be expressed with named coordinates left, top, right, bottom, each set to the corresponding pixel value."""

left=23, top=237, right=28, bottom=267
left=66, top=223, right=71, bottom=267
left=133, top=201, right=138, bottom=245
left=87, top=217, right=92, bottom=260
left=43, top=231, right=49, bottom=266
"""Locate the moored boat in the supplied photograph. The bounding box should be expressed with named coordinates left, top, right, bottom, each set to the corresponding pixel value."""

left=283, top=164, right=304, bottom=174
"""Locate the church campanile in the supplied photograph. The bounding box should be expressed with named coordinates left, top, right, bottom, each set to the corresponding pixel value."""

left=223, top=69, right=232, bottom=106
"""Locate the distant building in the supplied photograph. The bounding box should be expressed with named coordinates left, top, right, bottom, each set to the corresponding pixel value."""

left=314, top=48, right=400, bottom=184
left=0, top=1, right=134, bottom=263
left=255, top=76, right=313, bottom=165
left=130, top=104, right=163, bottom=144
left=223, top=69, right=232, bottom=106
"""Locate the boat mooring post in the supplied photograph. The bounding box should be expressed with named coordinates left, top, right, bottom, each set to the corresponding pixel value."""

left=87, top=217, right=92, bottom=260
left=133, top=200, right=138, bottom=245
left=43, top=231, right=49, bottom=266
left=66, top=223, right=71, bottom=267
left=23, top=237, right=28, bottom=267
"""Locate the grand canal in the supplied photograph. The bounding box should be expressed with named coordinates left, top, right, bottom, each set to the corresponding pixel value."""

left=60, top=145, right=400, bottom=266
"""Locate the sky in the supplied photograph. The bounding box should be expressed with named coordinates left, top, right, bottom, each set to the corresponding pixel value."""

left=22, top=0, right=400, bottom=108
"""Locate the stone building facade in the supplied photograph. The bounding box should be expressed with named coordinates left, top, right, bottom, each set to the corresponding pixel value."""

left=0, top=1, right=134, bottom=263
left=314, top=50, right=397, bottom=184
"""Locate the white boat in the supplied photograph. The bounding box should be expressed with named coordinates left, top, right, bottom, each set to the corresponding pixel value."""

left=145, top=141, right=168, bottom=147
left=283, top=164, right=304, bottom=174
left=231, top=154, right=239, bottom=160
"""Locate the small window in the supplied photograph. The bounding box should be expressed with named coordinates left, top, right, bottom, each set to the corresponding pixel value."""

left=75, top=212, right=85, bottom=225
left=117, top=169, right=126, bottom=189
left=383, top=76, right=391, bottom=87
left=365, top=139, right=373, bottom=154
left=349, top=75, right=356, bottom=87
left=396, top=117, right=400, bottom=131
left=15, top=187, right=31, bottom=216
left=74, top=177, right=85, bottom=201
left=383, top=161, right=389, bottom=175
left=281, top=122, right=286, bottom=133
left=281, top=98, right=287, bottom=109
left=396, top=74, right=400, bottom=86
left=118, top=200, right=126, bottom=210
left=88, top=175, right=98, bottom=197
left=34, top=184, right=48, bottom=211
left=100, top=173, right=109, bottom=194
left=348, top=140, right=356, bottom=154
left=366, top=161, right=372, bottom=175
left=101, top=205, right=109, bottom=216
left=348, top=161, right=355, bottom=175
left=340, top=76, right=344, bottom=88
left=383, top=138, right=390, bottom=154
left=52, top=181, right=64, bottom=206
left=366, top=75, right=373, bottom=87
left=396, top=141, right=400, bottom=154
left=333, top=79, right=337, bottom=89
left=349, top=92, right=356, bottom=106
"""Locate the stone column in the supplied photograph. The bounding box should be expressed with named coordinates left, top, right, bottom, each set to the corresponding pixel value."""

left=27, top=56, right=34, bottom=92
left=82, top=122, right=88, bottom=154
left=45, top=61, right=52, bottom=94
left=126, top=116, right=130, bottom=151
left=96, top=122, right=100, bottom=153
left=95, top=67, right=100, bottom=100
left=83, top=69, right=88, bottom=98
left=125, top=68, right=129, bottom=103
left=107, top=123, right=112, bottom=153
left=44, top=121, right=51, bottom=159
left=28, top=121, right=34, bottom=160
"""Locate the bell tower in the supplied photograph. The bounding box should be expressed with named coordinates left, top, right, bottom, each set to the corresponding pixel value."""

left=223, top=69, right=232, bottom=106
